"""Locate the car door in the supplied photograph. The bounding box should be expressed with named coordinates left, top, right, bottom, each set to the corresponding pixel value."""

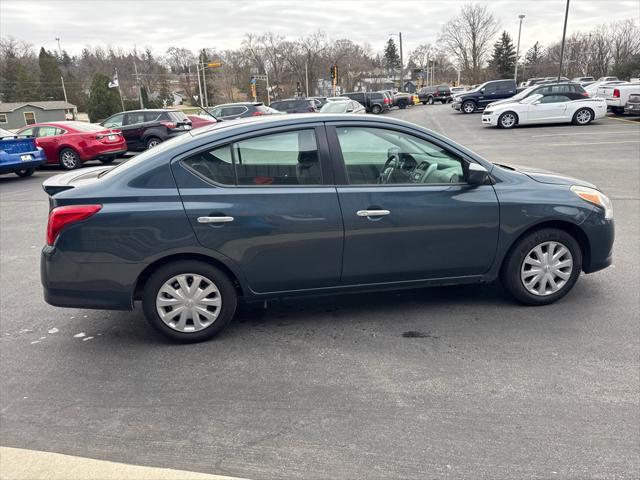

left=172, top=125, right=344, bottom=293
left=528, top=94, right=571, bottom=123
left=34, top=125, right=63, bottom=161
left=327, top=123, right=499, bottom=284
left=122, top=112, right=148, bottom=149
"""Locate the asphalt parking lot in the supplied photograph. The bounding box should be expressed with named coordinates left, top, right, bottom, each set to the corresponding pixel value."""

left=1, top=105, right=638, bottom=479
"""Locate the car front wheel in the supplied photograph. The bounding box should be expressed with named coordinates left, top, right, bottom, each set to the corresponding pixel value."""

left=371, top=105, right=382, bottom=114
left=142, top=260, right=237, bottom=343
left=59, top=148, right=80, bottom=170
left=461, top=100, right=476, bottom=114
left=501, top=228, right=582, bottom=306
left=572, top=108, right=593, bottom=125
left=498, top=111, right=518, bottom=129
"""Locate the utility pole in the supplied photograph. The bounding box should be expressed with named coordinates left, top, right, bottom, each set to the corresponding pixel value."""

left=514, top=14, right=526, bottom=83
left=202, top=64, right=209, bottom=107
left=133, top=56, right=143, bottom=108
left=398, top=32, right=404, bottom=92
left=115, top=67, right=125, bottom=112
left=195, top=65, right=204, bottom=108
left=60, top=76, right=68, bottom=102
left=558, top=0, right=571, bottom=82
left=54, top=37, right=62, bottom=57
left=305, top=62, right=309, bottom=97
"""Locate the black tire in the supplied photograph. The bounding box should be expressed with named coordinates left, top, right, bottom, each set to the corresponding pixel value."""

left=421, top=101, right=427, bottom=105
left=142, top=260, right=238, bottom=343
left=572, top=108, right=593, bottom=125
left=15, top=167, right=35, bottom=177
left=399, top=102, right=407, bottom=109
left=427, top=96, right=434, bottom=105
left=59, top=148, right=80, bottom=170
left=100, top=156, right=116, bottom=164
left=611, top=107, right=624, bottom=116
left=145, top=137, right=162, bottom=149
left=371, top=104, right=382, bottom=114
left=498, top=111, right=518, bottom=129
left=501, top=228, right=582, bottom=306
left=461, top=100, right=476, bottom=114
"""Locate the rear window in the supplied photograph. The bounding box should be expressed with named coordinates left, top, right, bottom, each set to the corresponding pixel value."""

left=371, top=93, right=383, bottom=99
left=168, top=111, right=189, bottom=122
left=64, top=122, right=105, bottom=132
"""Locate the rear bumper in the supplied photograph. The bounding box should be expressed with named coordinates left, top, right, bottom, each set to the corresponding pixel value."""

left=41, top=246, right=135, bottom=310
left=0, top=150, right=46, bottom=173
left=625, top=102, right=640, bottom=112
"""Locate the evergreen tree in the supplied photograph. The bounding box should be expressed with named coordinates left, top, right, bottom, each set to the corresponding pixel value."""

left=14, top=64, right=39, bottom=101
left=489, top=31, right=517, bottom=78
left=384, top=39, right=401, bottom=71
left=525, top=42, right=543, bottom=66
left=38, top=47, right=63, bottom=100
left=141, top=85, right=150, bottom=108
left=157, top=80, right=173, bottom=107
left=87, top=73, right=121, bottom=122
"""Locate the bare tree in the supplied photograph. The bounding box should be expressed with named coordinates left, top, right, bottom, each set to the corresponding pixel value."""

left=439, top=3, right=499, bottom=83
left=610, top=20, right=640, bottom=68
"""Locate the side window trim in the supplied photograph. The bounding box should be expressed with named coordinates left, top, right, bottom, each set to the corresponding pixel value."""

left=175, top=124, right=334, bottom=187
left=325, top=122, right=483, bottom=187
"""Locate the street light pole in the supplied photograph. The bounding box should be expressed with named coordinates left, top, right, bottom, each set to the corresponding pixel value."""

left=557, top=0, right=571, bottom=82
left=514, top=14, right=526, bottom=83
left=54, top=37, right=62, bottom=57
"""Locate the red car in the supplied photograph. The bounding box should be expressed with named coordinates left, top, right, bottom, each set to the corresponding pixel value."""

left=16, top=121, right=127, bottom=170
left=187, top=114, right=217, bottom=129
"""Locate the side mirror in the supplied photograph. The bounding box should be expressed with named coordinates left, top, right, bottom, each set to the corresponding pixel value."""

left=467, top=163, right=490, bottom=185
left=480, top=88, right=485, bottom=94
left=533, top=100, right=542, bottom=105
left=346, top=107, right=354, bottom=113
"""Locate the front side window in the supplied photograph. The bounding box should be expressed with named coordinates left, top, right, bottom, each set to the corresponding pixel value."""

left=336, top=127, right=465, bottom=185
left=183, top=129, right=321, bottom=186
left=540, top=95, right=571, bottom=104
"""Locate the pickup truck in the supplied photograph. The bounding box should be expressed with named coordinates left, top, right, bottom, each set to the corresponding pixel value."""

left=596, top=82, right=640, bottom=115
left=0, top=128, right=47, bottom=177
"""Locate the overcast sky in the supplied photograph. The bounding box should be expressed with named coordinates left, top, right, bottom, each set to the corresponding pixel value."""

left=1, top=0, right=638, bottom=58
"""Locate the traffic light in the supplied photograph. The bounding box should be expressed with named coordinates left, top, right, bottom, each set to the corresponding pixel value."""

left=330, top=64, right=338, bottom=80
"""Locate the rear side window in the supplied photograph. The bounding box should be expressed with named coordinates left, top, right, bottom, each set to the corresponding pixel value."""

left=145, top=112, right=161, bottom=122
left=124, top=112, right=146, bottom=125
left=183, top=129, right=321, bottom=186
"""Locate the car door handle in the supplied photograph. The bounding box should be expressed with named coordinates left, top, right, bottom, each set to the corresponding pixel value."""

left=197, top=216, right=235, bottom=224
left=357, top=209, right=390, bottom=217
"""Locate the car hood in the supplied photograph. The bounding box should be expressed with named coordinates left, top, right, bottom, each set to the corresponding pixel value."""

left=42, top=165, right=113, bottom=196
left=496, top=163, right=598, bottom=189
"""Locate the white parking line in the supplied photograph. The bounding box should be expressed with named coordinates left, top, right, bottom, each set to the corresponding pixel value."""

left=532, top=130, right=639, bottom=138
left=547, top=140, right=640, bottom=146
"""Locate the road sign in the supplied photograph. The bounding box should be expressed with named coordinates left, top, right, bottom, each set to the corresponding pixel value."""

left=253, top=75, right=268, bottom=81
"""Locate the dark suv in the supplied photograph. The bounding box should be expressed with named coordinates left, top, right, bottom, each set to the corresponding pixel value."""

left=209, top=102, right=280, bottom=120
left=343, top=92, right=389, bottom=114
left=417, top=85, right=452, bottom=104
left=270, top=98, right=318, bottom=113
left=452, top=79, right=517, bottom=113
left=101, top=109, right=192, bottom=151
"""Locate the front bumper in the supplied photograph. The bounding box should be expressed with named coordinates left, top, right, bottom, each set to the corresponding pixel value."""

left=481, top=113, right=498, bottom=126
left=452, top=101, right=462, bottom=111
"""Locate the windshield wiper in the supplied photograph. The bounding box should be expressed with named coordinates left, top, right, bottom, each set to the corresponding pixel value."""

left=199, top=107, right=221, bottom=122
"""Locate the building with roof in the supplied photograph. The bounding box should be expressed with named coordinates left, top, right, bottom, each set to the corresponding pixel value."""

left=0, top=101, right=77, bottom=130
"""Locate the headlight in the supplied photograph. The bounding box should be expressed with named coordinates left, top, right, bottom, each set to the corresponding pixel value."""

left=454, top=97, right=462, bottom=102
left=483, top=111, right=493, bottom=115
left=571, top=185, right=613, bottom=219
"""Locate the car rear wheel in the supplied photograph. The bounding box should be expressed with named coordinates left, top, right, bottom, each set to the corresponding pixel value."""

left=501, top=228, right=582, bottom=306
left=427, top=96, right=434, bottom=105
left=145, top=137, right=161, bottom=149
left=15, top=167, right=35, bottom=177
left=462, top=100, right=476, bottom=114
left=59, top=148, right=80, bottom=170
left=100, top=156, right=116, bottom=164
left=498, top=111, right=518, bottom=129
left=572, top=108, right=593, bottom=125
left=371, top=105, right=382, bottom=114
left=142, top=260, right=237, bottom=343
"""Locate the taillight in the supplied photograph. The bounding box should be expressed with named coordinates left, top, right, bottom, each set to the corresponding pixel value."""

left=613, top=88, right=620, bottom=98
left=161, top=121, right=176, bottom=129
left=46, top=205, right=102, bottom=246
left=384, top=98, right=389, bottom=104
left=252, top=111, right=265, bottom=116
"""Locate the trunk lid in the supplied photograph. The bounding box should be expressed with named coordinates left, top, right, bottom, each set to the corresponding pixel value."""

left=42, top=165, right=112, bottom=196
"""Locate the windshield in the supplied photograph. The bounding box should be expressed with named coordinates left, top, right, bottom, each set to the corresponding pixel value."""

left=320, top=102, right=348, bottom=113
left=510, top=86, right=538, bottom=102
left=0, top=128, right=16, bottom=138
